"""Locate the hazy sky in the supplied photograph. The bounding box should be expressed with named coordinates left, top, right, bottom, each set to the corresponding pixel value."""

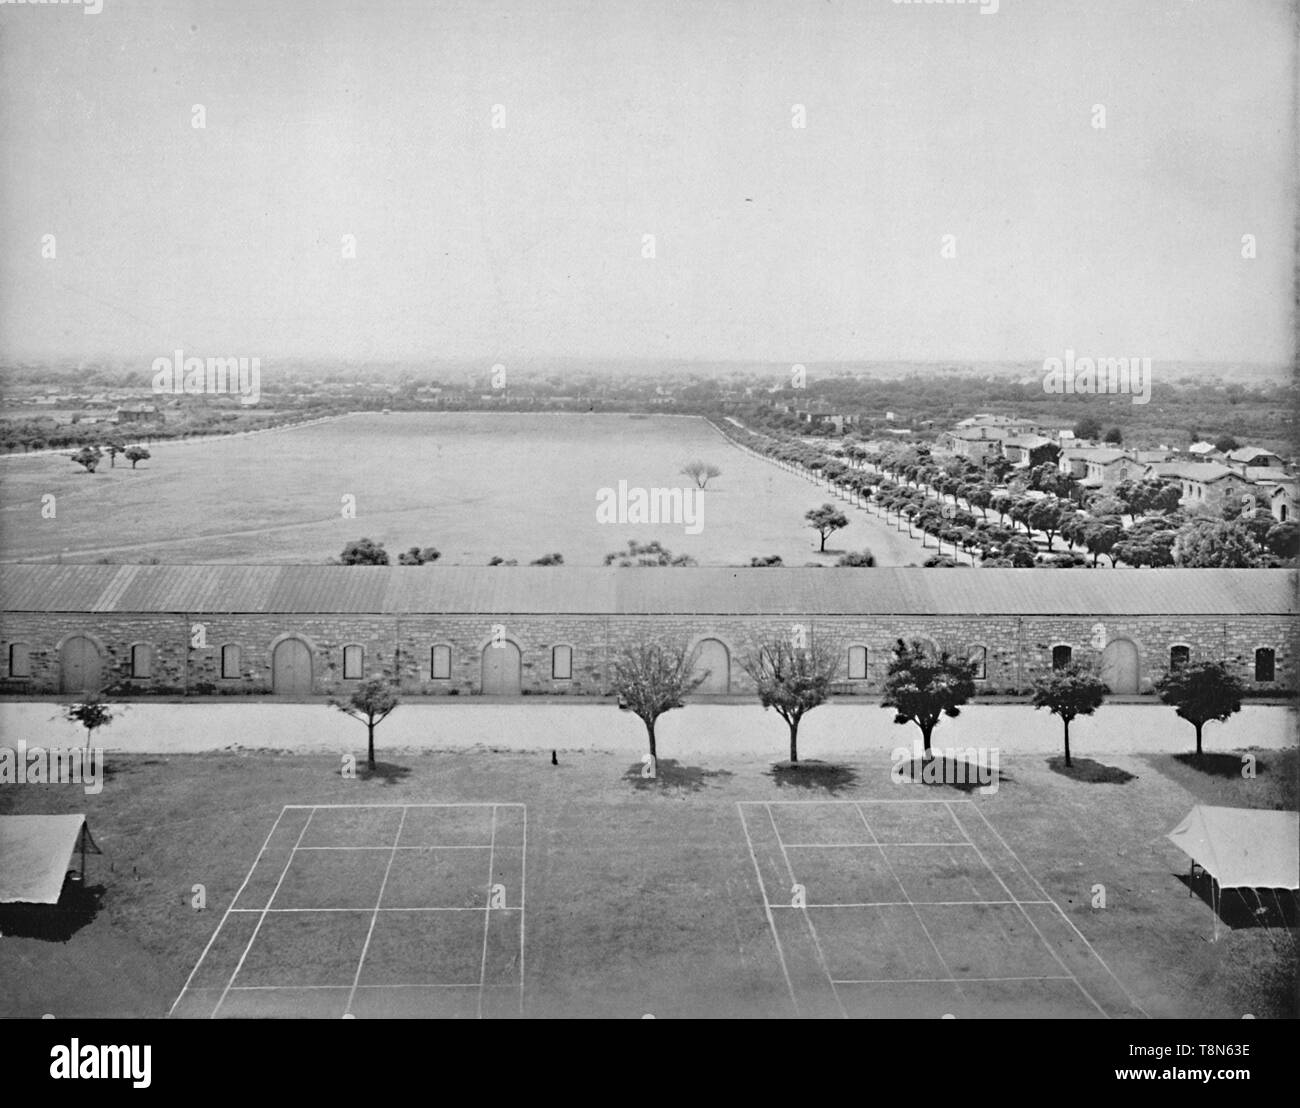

left=0, top=0, right=1294, bottom=366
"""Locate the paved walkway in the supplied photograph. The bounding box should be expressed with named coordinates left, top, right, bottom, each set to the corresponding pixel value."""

left=3, top=700, right=1292, bottom=757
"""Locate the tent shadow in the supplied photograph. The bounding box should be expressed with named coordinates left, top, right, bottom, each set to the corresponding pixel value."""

left=1175, top=872, right=1298, bottom=930
left=897, top=755, right=1007, bottom=794
left=1047, top=756, right=1137, bottom=784
left=768, top=760, right=858, bottom=794
left=0, top=880, right=105, bottom=942
left=1173, top=752, right=1257, bottom=778
left=623, top=758, right=733, bottom=794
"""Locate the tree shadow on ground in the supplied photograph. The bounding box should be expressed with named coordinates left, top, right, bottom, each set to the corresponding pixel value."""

left=1176, top=871, right=1298, bottom=931
left=347, top=761, right=412, bottom=786
left=1047, top=756, right=1137, bottom=784
left=896, top=755, right=1008, bottom=794
left=1173, top=752, right=1256, bottom=778
left=100, top=757, right=168, bottom=784
left=0, top=881, right=105, bottom=942
left=622, top=758, right=733, bottom=794
left=767, top=760, right=858, bottom=795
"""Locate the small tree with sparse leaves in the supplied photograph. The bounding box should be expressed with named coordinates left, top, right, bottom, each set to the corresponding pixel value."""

left=806, top=503, right=849, bottom=552
left=610, top=638, right=706, bottom=760
left=63, top=694, right=115, bottom=749
left=738, top=633, right=841, bottom=763
left=331, top=676, right=400, bottom=771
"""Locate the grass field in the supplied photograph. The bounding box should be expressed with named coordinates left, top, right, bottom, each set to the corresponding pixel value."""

left=0, top=744, right=1294, bottom=1019
left=0, top=412, right=927, bottom=566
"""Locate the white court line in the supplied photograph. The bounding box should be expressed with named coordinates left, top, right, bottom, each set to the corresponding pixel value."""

left=519, top=806, right=527, bottom=1018
left=283, top=803, right=526, bottom=810
left=832, top=975, right=1075, bottom=985
left=296, top=845, right=491, bottom=851
left=782, top=842, right=976, bottom=849
left=766, top=805, right=847, bottom=1019
left=736, top=803, right=801, bottom=1019
left=212, top=809, right=316, bottom=1019
left=854, top=804, right=967, bottom=1005
left=476, top=806, right=498, bottom=1020
left=942, top=801, right=1109, bottom=1019
left=166, top=806, right=288, bottom=1017
left=345, top=807, right=409, bottom=1017
left=227, top=906, right=509, bottom=913
left=965, top=802, right=1151, bottom=1019
left=741, top=799, right=977, bottom=806
left=228, top=982, right=480, bottom=991
left=769, top=899, right=1051, bottom=909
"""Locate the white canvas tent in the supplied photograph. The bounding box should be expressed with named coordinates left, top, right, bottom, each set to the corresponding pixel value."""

left=1167, top=806, right=1300, bottom=939
left=0, top=814, right=100, bottom=904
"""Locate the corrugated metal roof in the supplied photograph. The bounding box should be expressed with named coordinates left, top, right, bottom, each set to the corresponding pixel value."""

left=0, top=565, right=1294, bottom=616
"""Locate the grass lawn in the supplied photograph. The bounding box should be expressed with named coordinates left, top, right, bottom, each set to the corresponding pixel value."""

left=0, top=742, right=1293, bottom=1018
left=0, top=412, right=924, bottom=566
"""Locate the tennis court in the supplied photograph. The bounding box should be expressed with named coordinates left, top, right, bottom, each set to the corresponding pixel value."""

left=169, top=804, right=524, bottom=1019
left=738, top=799, right=1149, bottom=1019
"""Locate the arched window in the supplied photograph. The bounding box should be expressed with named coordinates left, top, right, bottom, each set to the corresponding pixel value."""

left=847, top=645, right=868, bottom=681
left=1255, top=648, right=1275, bottom=683
left=8, top=643, right=30, bottom=679
left=342, top=645, right=364, bottom=680
left=221, top=645, right=240, bottom=679
left=1052, top=644, right=1072, bottom=670
left=1169, top=645, right=1190, bottom=672
left=552, top=645, right=573, bottom=680
left=968, top=644, right=987, bottom=680
left=430, top=645, right=451, bottom=680
left=131, top=643, right=152, bottom=679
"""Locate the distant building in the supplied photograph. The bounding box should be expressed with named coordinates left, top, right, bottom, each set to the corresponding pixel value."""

left=115, top=404, right=161, bottom=424
left=1226, top=447, right=1286, bottom=473
left=938, top=426, right=1003, bottom=462
left=1001, top=435, right=1059, bottom=469
left=1155, top=462, right=1256, bottom=513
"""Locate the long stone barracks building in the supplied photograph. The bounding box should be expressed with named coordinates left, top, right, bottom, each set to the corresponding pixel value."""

left=0, top=565, right=1294, bottom=699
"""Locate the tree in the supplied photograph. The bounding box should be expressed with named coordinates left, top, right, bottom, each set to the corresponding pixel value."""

left=1031, top=664, right=1108, bottom=767
left=398, top=546, right=441, bottom=565
left=103, top=436, right=126, bottom=468
left=835, top=549, right=876, bottom=567
left=487, top=556, right=518, bottom=566
left=881, top=638, right=978, bottom=760
left=1175, top=519, right=1264, bottom=568
left=63, top=694, right=115, bottom=748
left=681, top=461, right=722, bottom=488
left=331, top=676, right=399, bottom=772
left=1072, top=416, right=1103, bottom=441
left=1028, top=497, right=1067, bottom=549
left=805, top=503, right=849, bottom=552
left=71, top=446, right=103, bottom=473
left=738, top=634, right=841, bottom=762
left=1154, top=661, right=1245, bottom=756
left=530, top=552, right=564, bottom=565
left=604, top=539, right=696, bottom=566
left=749, top=554, right=784, bottom=566
left=1213, top=434, right=1240, bottom=454
left=124, top=445, right=151, bottom=469
left=338, top=537, right=390, bottom=565
left=610, top=639, right=706, bottom=760
left=1263, top=520, right=1299, bottom=560
left=1102, top=427, right=1122, bottom=445
left=1081, top=517, right=1124, bottom=566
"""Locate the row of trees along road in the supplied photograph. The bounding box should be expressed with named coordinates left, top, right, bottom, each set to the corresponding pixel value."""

left=306, top=638, right=1249, bottom=773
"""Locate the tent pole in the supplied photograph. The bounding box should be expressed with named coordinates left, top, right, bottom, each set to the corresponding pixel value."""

left=1212, top=880, right=1219, bottom=942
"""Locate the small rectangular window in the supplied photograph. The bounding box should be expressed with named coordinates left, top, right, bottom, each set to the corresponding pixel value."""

left=1052, top=645, right=1072, bottom=670
left=1255, top=648, right=1275, bottom=683
left=847, top=645, right=867, bottom=681
left=221, top=644, right=240, bottom=679
left=552, top=645, right=572, bottom=680
left=131, top=644, right=152, bottom=679
left=968, top=645, right=987, bottom=680
left=1170, top=645, right=1190, bottom=672
left=343, top=645, right=364, bottom=680
left=8, top=643, right=30, bottom=679
left=431, top=645, right=451, bottom=680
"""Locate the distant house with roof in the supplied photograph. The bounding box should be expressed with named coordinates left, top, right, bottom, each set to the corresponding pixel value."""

left=938, top=426, right=1003, bottom=462
left=1186, top=442, right=1217, bottom=460
left=115, top=404, right=161, bottom=424
left=1001, top=434, right=1059, bottom=469
left=1152, top=462, right=1257, bottom=514
left=1225, top=447, right=1286, bottom=474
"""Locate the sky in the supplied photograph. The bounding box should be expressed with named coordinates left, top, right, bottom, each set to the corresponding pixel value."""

left=0, top=0, right=1294, bottom=367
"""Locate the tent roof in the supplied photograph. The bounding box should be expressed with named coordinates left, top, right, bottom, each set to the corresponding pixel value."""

left=0, top=815, right=95, bottom=904
left=1166, top=806, right=1299, bottom=891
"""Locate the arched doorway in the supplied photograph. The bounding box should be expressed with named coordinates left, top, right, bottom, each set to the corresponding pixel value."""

left=272, top=637, right=313, bottom=695
left=481, top=640, right=522, bottom=695
left=691, top=638, right=730, bottom=694
left=1100, top=638, right=1140, bottom=694
left=60, top=636, right=102, bottom=694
